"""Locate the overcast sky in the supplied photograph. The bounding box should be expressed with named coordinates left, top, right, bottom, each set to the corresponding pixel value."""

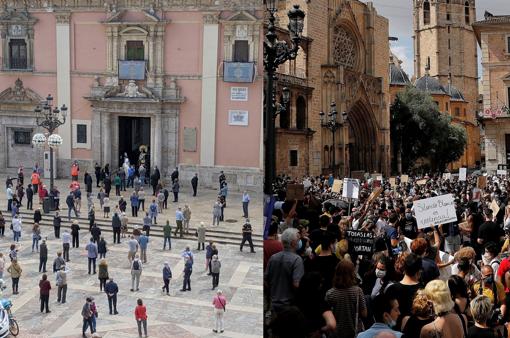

left=369, top=0, right=509, bottom=77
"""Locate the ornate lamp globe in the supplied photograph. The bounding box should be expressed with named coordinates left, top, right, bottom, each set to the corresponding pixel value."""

left=32, top=133, right=47, bottom=147
left=47, top=134, right=63, bottom=148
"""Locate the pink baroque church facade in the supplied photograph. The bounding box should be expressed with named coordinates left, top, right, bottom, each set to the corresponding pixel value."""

left=0, top=0, right=263, bottom=191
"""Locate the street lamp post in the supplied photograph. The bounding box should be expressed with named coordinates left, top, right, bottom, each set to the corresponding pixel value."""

left=263, top=0, right=305, bottom=196
left=32, top=94, right=67, bottom=192
left=320, top=101, right=347, bottom=177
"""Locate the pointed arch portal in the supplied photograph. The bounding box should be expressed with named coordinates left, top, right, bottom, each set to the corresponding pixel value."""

left=347, top=100, right=379, bottom=173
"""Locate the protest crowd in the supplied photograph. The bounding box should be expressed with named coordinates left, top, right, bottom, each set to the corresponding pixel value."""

left=264, top=171, right=510, bottom=338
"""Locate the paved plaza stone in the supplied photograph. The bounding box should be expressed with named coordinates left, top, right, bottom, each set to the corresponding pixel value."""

left=0, top=176, right=263, bottom=337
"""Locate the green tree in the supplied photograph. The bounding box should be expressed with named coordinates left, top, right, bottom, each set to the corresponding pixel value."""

left=390, top=86, right=467, bottom=173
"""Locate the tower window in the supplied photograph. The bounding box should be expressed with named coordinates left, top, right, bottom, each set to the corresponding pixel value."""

left=455, top=107, right=460, bottom=116
left=423, top=1, right=430, bottom=25
left=507, top=36, right=510, bottom=53
left=448, top=39, right=451, bottom=49
left=449, top=56, right=451, bottom=66
left=446, top=13, right=451, bottom=21
left=446, top=102, right=449, bottom=112
left=465, top=1, right=470, bottom=24
left=448, top=26, right=451, bottom=34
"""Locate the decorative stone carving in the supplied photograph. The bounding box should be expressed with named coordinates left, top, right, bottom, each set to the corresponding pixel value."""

left=54, top=12, right=71, bottom=24
left=105, top=76, right=119, bottom=87
left=119, top=80, right=146, bottom=97
left=333, top=26, right=357, bottom=69
left=0, top=78, right=42, bottom=103
left=203, top=13, right=219, bottom=24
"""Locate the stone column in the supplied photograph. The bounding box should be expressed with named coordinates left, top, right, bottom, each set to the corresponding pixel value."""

left=199, top=13, right=219, bottom=167
left=55, top=12, right=72, bottom=162
left=153, top=113, right=162, bottom=170
left=101, top=112, right=111, bottom=166
left=112, top=26, right=119, bottom=74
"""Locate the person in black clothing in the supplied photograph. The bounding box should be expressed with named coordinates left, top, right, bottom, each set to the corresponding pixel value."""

left=309, top=215, right=330, bottom=251
left=171, top=167, right=179, bottom=183
left=477, top=208, right=505, bottom=253
left=103, top=175, right=112, bottom=197
left=218, top=171, right=226, bottom=189
left=191, top=173, right=198, bottom=197
left=26, top=184, right=33, bottom=210
left=240, top=220, right=256, bottom=253
left=104, top=278, right=119, bottom=315
left=98, top=237, right=107, bottom=259
left=84, top=172, right=93, bottom=194
left=94, top=163, right=101, bottom=187
left=467, top=202, right=484, bottom=259
left=163, top=187, right=169, bottom=209
left=401, top=290, right=434, bottom=338
left=305, top=234, right=339, bottom=296
left=88, top=207, right=95, bottom=232
left=385, top=253, right=423, bottom=328
left=467, top=295, right=498, bottom=338
left=104, top=163, right=110, bottom=177
left=53, top=212, right=62, bottom=238
left=150, top=172, right=158, bottom=196
left=112, top=213, right=121, bottom=244
left=71, top=220, right=80, bottom=248
left=118, top=197, right=127, bottom=213
left=34, top=208, right=42, bottom=224
left=91, top=223, right=101, bottom=243
left=39, top=239, right=48, bottom=273
left=399, top=207, right=418, bottom=239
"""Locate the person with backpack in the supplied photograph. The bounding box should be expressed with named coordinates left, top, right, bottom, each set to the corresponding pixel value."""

left=148, top=200, right=158, bottom=225
left=39, top=239, right=48, bottom=273
left=56, top=264, right=68, bottom=303
left=211, top=255, right=221, bottom=290
left=212, top=289, right=227, bottom=333
left=98, top=237, right=108, bottom=259
left=162, top=262, right=172, bottom=296
left=131, top=255, right=143, bottom=292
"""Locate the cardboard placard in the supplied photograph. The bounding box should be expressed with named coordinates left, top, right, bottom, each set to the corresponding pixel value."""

left=342, top=178, right=360, bottom=199
left=346, top=230, right=374, bottom=255
left=497, top=170, right=507, bottom=176
left=401, top=175, right=409, bottom=183
left=490, top=200, right=500, bottom=216
left=417, top=179, right=428, bottom=186
left=371, top=173, right=382, bottom=180
left=389, top=177, right=396, bottom=188
left=331, top=179, right=343, bottom=193
left=413, top=194, right=458, bottom=228
left=367, top=187, right=384, bottom=205
left=286, top=184, right=305, bottom=201
left=442, top=173, right=451, bottom=180
left=459, top=168, right=467, bottom=181
left=477, top=176, right=487, bottom=189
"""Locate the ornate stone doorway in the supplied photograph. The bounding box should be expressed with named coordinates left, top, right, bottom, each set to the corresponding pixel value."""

left=347, top=100, right=379, bottom=173
left=118, top=116, right=151, bottom=169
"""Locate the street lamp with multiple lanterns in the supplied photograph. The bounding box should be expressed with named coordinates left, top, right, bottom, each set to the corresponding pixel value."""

left=320, top=101, right=348, bottom=177
left=263, top=0, right=305, bottom=197
left=32, top=94, right=67, bottom=192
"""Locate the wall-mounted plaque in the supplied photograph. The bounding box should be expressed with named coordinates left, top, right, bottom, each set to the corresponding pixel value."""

left=183, top=127, right=197, bottom=152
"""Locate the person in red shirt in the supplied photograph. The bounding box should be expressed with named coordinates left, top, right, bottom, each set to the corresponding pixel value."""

left=71, top=162, right=80, bottom=181
left=39, top=273, right=51, bottom=313
left=31, top=171, right=40, bottom=194
left=38, top=184, right=48, bottom=205
left=497, top=256, right=510, bottom=292
left=134, top=298, right=148, bottom=338
left=264, top=221, right=283, bottom=270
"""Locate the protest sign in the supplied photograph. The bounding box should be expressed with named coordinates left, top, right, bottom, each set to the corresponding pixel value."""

left=413, top=194, right=457, bottom=229
left=497, top=170, right=507, bottom=176
left=401, top=175, right=409, bottom=183
left=286, top=184, right=304, bottom=200
left=389, top=177, right=396, bottom=188
left=367, top=187, right=383, bottom=205
left=376, top=175, right=383, bottom=182
left=331, top=179, right=343, bottom=193
left=459, top=168, right=467, bottom=181
left=477, top=176, right=487, bottom=189
left=490, top=200, right=500, bottom=216
left=346, top=230, right=374, bottom=255
left=342, top=178, right=360, bottom=199
left=417, top=179, right=428, bottom=186
left=442, top=173, right=451, bottom=180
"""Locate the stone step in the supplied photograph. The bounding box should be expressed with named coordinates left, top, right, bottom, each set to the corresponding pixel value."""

left=13, top=209, right=264, bottom=239
left=3, top=213, right=263, bottom=248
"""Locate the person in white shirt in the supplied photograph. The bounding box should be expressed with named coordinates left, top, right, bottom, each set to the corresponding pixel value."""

left=130, top=255, right=143, bottom=291
left=242, top=191, right=250, bottom=218
left=11, top=214, right=22, bottom=242
left=6, top=185, right=13, bottom=212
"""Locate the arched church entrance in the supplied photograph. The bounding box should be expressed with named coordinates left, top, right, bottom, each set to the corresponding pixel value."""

left=347, top=100, right=379, bottom=173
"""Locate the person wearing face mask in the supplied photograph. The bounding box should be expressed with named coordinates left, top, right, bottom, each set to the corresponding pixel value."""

left=304, top=234, right=338, bottom=296
left=482, top=242, right=501, bottom=275
left=399, top=208, right=418, bottom=240
left=357, top=293, right=402, bottom=338
left=473, top=265, right=506, bottom=321
left=420, top=280, right=465, bottom=338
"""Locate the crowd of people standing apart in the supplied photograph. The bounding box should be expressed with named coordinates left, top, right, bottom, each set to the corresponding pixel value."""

left=265, top=172, right=510, bottom=338
left=0, top=159, right=249, bottom=337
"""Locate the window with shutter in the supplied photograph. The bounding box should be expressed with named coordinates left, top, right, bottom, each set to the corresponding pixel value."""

left=233, top=40, right=249, bottom=62
left=126, top=41, right=144, bottom=61
left=77, top=124, right=87, bottom=144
